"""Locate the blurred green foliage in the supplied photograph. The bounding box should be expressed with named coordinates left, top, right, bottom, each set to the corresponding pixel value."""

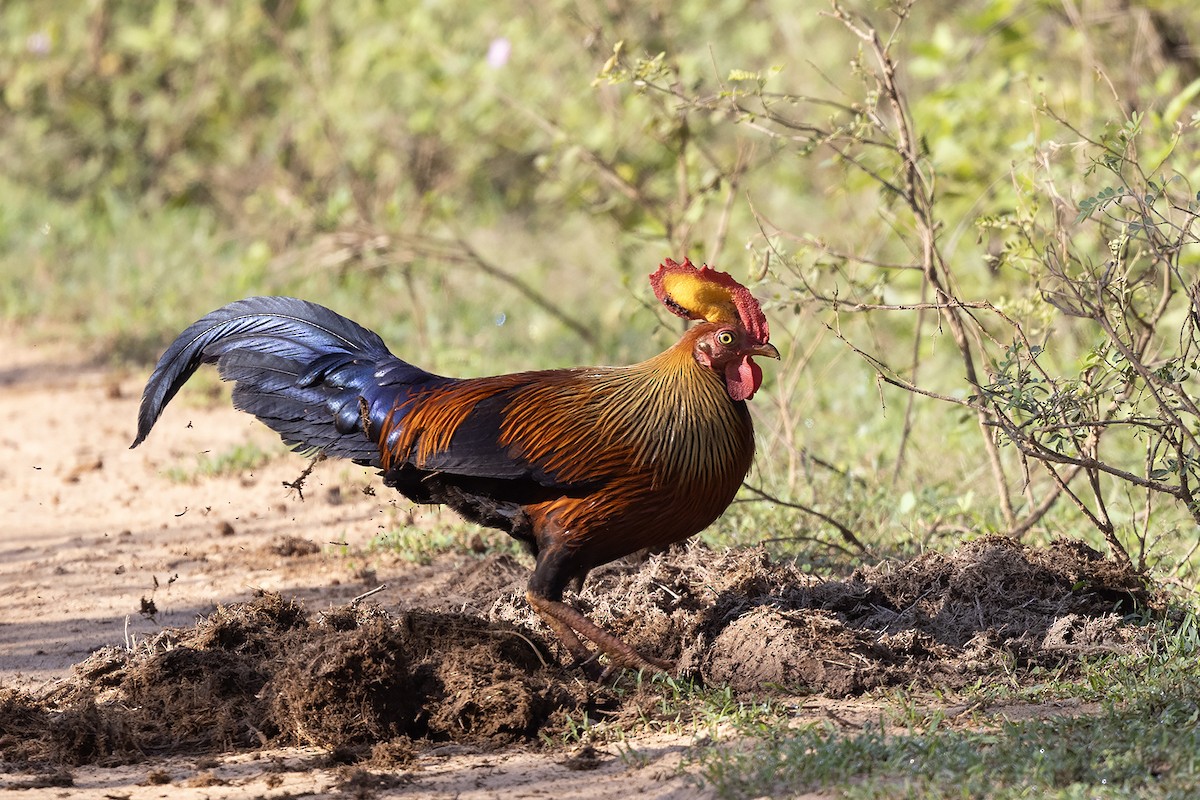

left=3, top=0, right=1200, bottom=571
left=0, top=0, right=830, bottom=368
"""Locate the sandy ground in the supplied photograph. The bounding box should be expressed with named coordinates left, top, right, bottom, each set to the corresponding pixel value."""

left=0, top=335, right=721, bottom=798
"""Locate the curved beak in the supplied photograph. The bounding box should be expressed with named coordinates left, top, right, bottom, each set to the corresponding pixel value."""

left=749, top=342, right=781, bottom=360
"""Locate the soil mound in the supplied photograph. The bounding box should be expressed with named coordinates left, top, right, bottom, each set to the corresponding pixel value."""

left=0, top=537, right=1151, bottom=768
left=0, top=594, right=585, bottom=768
left=492, top=535, right=1149, bottom=694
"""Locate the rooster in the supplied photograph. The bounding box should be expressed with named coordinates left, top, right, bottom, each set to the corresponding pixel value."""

left=132, top=258, right=778, bottom=676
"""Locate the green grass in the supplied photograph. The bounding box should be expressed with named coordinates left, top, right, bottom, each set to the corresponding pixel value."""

left=702, top=706, right=1199, bottom=799
left=515, top=610, right=1200, bottom=796
left=366, top=513, right=526, bottom=565
left=691, top=610, right=1200, bottom=799
left=163, top=441, right=279, bottom=483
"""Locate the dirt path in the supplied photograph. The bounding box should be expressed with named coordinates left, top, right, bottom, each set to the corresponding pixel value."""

left=1, top=336, right=380, bottom=688
left=0, top=336, right=712, bottom=798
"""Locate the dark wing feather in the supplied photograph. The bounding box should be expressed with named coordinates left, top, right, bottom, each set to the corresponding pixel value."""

left=133, top=297, right=442, bottom=465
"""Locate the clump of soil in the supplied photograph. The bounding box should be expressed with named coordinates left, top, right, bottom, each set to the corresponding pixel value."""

left=0, top=537, right=1152, bottom=769
left=491, top=535, right=1150, bottom=695
left=269, top=535, right=322, bottom=557
left=0, top=593, right=587, bottom=768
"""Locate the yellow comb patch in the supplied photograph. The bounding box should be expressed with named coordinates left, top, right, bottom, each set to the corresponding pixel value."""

left=659, top=271, right=741, bottom=326
left=649, top=257, right=769, bottom=343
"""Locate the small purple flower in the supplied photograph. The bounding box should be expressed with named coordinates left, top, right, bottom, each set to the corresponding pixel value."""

left=26, top=31, right=51, bottom=56
left=486, top=37, right=511, bottom=69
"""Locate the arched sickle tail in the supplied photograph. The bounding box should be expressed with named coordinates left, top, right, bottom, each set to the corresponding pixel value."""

left=132, top=296, right=438, bottom=466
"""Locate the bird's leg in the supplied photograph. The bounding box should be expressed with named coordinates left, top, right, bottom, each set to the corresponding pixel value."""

left=528, top=533, right=672, bottom=679
left=524, top=592, right=605, bottom=680
left=526, top=590, right=672, bottom=678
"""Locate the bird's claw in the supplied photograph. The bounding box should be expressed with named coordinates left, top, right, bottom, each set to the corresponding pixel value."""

left=570, top=651, right=672, bottom=682
left=571, top=653, right=608, bottom=682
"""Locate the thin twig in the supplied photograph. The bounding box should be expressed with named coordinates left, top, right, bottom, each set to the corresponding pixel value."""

left=742, top=482, right=867, bottom=554
left=282, top=454, right=325, bottom=500
left=890, top=278, right=928, bottom=485
left=991, top=409, right=1180, bottom=496
left=350, top=584, right=388, bottom=605
left=1007, top=464, right=1081, bottom=538
left=830, top=0, right=1015, bottom=525
left=496, top=629, right=550, bottom=668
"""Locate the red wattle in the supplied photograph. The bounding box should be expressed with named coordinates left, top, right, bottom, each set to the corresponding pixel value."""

left=725, top=357, right=763, bottom=402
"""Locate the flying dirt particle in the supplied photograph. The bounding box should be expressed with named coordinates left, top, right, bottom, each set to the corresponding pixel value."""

left=270, top=535, right=320, bottom=557
left=365, top=739, right=417, bottom=769
left=217, top=521, right=236, bottom=537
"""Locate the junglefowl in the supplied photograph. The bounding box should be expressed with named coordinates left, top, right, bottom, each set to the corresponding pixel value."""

left=132, top=258, right=778, bottom=676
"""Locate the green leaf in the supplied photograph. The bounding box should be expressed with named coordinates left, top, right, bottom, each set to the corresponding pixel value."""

left=1164, top=76, right=1200, bottom=126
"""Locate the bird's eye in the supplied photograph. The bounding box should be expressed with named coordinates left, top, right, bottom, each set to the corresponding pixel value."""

left=716, top=330, right=735, bottom=346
